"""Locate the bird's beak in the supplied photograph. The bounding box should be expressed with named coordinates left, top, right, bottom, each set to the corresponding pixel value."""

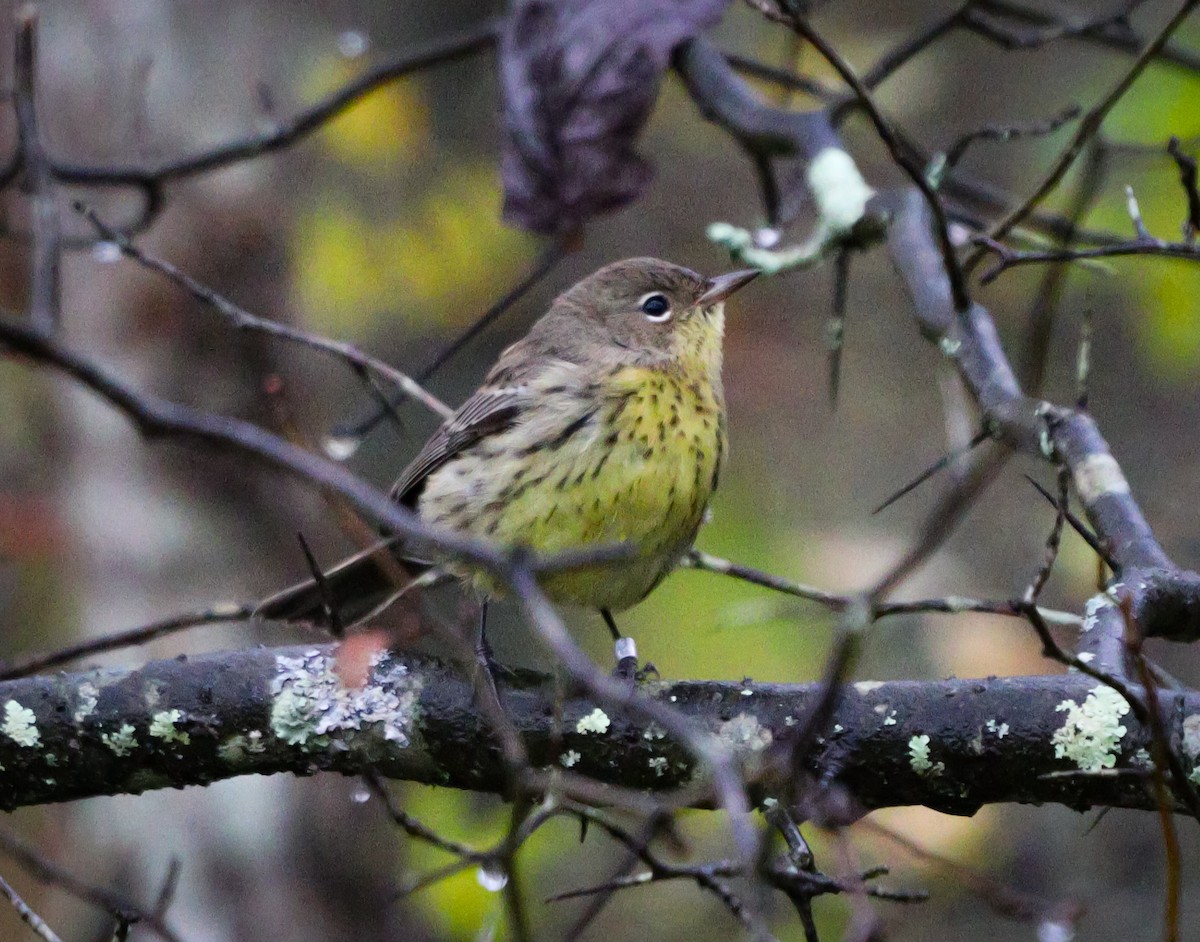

left=697, top=268, right=760, bottom=306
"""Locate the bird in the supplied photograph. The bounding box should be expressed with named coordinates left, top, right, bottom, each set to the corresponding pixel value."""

left=258, top=257, right=758, bottom=674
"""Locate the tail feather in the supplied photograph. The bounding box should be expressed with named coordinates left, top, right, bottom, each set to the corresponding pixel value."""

left=256, top=538, right=431, bottom=627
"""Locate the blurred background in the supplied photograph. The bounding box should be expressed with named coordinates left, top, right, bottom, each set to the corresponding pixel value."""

left=1, top=0, right=1199, bottom=939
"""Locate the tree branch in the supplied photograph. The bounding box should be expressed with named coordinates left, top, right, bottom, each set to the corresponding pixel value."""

left=2, top=643, right=1198, bottom=817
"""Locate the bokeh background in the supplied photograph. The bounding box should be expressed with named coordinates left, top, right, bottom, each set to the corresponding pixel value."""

left=1, top=0, right=1199, bottom=939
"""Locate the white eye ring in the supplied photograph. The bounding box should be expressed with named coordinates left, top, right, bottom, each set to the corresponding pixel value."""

left=639, top=292, right=672, bottom=322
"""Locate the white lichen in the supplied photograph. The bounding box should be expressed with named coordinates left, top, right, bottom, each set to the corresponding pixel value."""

left=854, top=681, right=886, bottom=694
left=149, top=709, right=190, bottom=745
left=1051, top=684, right=1130, bottom=772
left=560, top=750, right=581, bottom=768
left=270, top=649, right=421, bottom=749
left=101, top=724, right=138, bottom=757
left=882, top=710, right=898, bottom=727
left=648, top=756, right=669, bottom=777
left=719, top=713, right=773, bottom=753
left=908, top=734, right=943, bottom=776
left=575, top=708, right=611, bottom=736
left=1081, top=594, right=1112, bottom=632
left=985, top=719, right=1010, bottom=739
left=74, top=682, right=100, bottom=724
left=1183, top=715, right=1200, bottom=759
left=3, top=700, right=40, bottom=747
left=642, top=722, right=666, bottom=741
left=1074, top=453, right=1130, bottom=504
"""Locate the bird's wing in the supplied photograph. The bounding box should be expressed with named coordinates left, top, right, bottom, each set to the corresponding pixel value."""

left=390, top=347, right=580, bottom=507
left=390, top=386, right=526, bottom=506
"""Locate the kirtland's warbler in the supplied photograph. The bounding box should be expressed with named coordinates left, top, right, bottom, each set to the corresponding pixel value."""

left=260, top=258, right=758, bottom=670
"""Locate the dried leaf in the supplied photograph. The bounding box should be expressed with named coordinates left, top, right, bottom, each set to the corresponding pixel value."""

left=499, top=0, right=730, bottom=234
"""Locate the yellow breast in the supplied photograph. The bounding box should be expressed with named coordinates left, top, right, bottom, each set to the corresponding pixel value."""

left=419, top=364, right=726, bottom=611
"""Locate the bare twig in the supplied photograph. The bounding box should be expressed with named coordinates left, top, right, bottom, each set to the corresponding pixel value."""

left=971, top=0, right=1200, bottom=258
left=0, top=871, right=64, bottom=942
left=974, top=234, right=1200, bottom=283
left=14, top=7, right=61, bottom=331
left=782, top=12, right=971, bottom=312
left=333, top=238, right=568, bottom=442
left=76, top=204, right=453, bottom=421
left=0, top=831, right=184, bottom=942
left=0, top=603, right=254, bottom=681
left=49, top=18, right=500, bottom=235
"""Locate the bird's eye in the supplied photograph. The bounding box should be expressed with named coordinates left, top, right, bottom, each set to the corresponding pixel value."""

left=640, top=293, right=672, bottom=322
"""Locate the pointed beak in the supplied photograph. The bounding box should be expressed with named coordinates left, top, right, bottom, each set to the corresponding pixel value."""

left=697, top=268, right=760, bottom=306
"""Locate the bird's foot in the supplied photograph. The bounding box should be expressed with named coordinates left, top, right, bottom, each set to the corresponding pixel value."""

left=635, top=661, right=659, bottom=682
left=613, top=637, right=640, bottom=681
left=473, top=639, right=518, bottom=700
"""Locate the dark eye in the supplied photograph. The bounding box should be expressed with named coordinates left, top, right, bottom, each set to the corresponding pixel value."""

left=640, top=293, right=671, bottom=322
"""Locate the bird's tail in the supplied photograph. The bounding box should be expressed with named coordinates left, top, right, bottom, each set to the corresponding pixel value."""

left=255, top=538, right=436, bottom=628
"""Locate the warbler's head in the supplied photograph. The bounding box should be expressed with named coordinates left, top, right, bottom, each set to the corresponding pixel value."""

left=550, top=257, right=758, bottom=370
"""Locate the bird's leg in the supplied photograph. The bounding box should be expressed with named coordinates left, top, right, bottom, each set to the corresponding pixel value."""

left=601, top=608, right=640, bottom=679
left=471, top=600, right=507, bottom=704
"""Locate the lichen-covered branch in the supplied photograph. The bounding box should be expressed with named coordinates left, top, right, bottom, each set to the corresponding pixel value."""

left=2, top=643, right=1199, bottom=816
left=885, top=187, right=1200, bottom=651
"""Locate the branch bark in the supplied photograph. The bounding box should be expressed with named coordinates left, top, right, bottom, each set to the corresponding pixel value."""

left=2, top=642, right=1197, bottom=817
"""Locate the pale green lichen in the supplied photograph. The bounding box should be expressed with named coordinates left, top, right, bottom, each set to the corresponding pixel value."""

left=270, top=649, right=421, bottom=749
left=575, top=708, right=611, bottom=735
left=1051, top=684, right=1130, bottom=772
left=648, top=756, right=669, bottom=777
left=908, top=734, right=943, bottom=775
left=719, top=713, right=773, bottom=753
left=560, top=750, right=581, bottom=768
left=3, top=700, right=40, bottom=747
left=101, top=724, right=138, bottom=757
left=218, top=731, right=268, bottom=763
left=642, top=722, right=666, bottom=741
left=882, top=710, right=898, bottom=727
left=985, top=719, right=1010, bottom=739
left=149, top=710, right=190, bottom=745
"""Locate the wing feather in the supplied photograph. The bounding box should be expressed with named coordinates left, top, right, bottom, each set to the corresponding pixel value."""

left=390, top=385, right=528, bottom=506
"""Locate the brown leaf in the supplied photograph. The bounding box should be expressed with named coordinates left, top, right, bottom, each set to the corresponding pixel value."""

left=499, top=0, right=730, bottom=234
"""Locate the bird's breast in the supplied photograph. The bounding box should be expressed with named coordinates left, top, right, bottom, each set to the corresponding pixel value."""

left=418, top=364, right=726, bottom=609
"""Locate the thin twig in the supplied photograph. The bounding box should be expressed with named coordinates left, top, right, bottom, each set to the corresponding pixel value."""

left=76, top=204, right=453, bottom=421
left=334, top=238, right=567, bottom=441
left=0, top=831, right=183, bottom=942
left=0, top=871, right=65, bottom=942
left=0, top=603, right=255, bottom=681
left=777, top=11, right=971, bottom=312
left=14, top=7, right=61, bottom=331
left=971, top=0, right=1200, bottom=260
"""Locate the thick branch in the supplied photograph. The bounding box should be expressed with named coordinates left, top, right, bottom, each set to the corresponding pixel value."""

left=1, top=643, right=1197, bottom=817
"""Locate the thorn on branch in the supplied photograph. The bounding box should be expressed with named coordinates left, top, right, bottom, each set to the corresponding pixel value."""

left=1167, top=135, right=1200, bottom=242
